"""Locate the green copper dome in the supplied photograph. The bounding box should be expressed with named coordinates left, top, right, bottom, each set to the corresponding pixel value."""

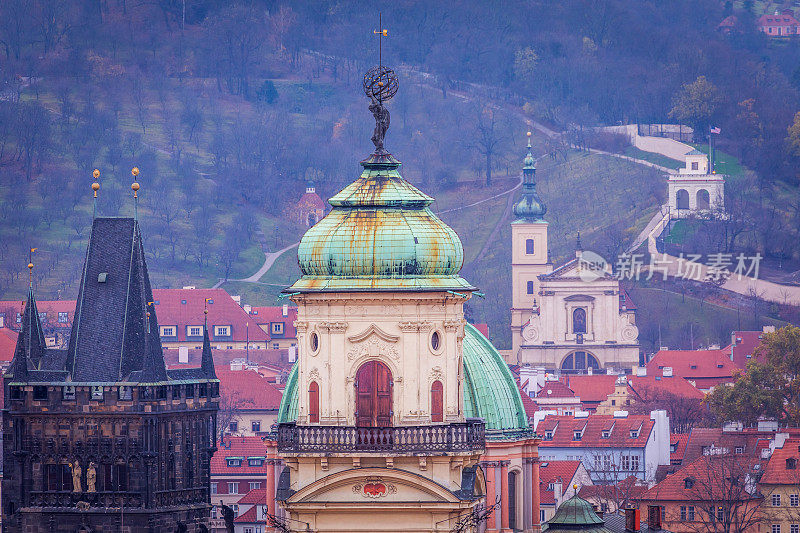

left=276, top=323, right=530, bottom=438
left=543, top=495, right=613, bottom=533
left=512, top=137, right=547, bottom=222
left=287, top=154, right=473, bottom=293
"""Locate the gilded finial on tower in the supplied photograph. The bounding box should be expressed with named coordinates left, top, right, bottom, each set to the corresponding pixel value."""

left=204, top=298, right=210, bottom=327
left=131, top=167, right=140, bottom=220
left=28, top=247, right=36, bottom=288
left=92, top=169, right=100, bottom=219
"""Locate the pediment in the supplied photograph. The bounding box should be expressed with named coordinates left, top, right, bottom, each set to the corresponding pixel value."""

left=564, top=294, right=595, bottom=302
left=347, top=324, right=400, bottom=343
left=287, top=467, right=460, bottom=504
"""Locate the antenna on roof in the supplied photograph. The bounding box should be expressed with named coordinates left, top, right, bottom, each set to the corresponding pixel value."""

left=131, top=167, right=140, bottom=221
left=91, top=169, right=100, bottom=219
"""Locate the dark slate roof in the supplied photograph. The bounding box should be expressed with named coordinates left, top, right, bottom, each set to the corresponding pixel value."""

left=7, top=218, right=216, bottom=385
left=6, top=288, right=47, bottom=378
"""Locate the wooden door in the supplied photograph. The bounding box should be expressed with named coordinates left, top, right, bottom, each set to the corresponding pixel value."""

left=355, top=361, right=393, bottom=427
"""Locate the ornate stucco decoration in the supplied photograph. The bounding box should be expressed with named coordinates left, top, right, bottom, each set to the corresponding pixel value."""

left=353, top=478, right=397, bottom=498
left=346, top=337, right=400, bottom=361
left=347, top=324, right=400, bottom=343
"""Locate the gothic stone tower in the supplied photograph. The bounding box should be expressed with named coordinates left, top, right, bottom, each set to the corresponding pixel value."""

left=2, top=218, right=219, bottom=532
left=510, top=133, right=552, bottom=359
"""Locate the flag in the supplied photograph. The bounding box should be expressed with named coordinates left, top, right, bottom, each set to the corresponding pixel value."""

left=710, top=126, right=721, bottom=134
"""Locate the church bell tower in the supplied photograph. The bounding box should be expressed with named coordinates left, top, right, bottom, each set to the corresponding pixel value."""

left=510, top=132, right=551, bottom=361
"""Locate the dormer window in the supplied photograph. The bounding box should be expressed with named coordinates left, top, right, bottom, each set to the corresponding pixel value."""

left=214, top=325, right=231, bottom=337
left=630, top=429, right=639, bottom=439
left=226, top=458, right=242, bottom=468
left=160, top=325, right=176, bottom=337
left=787, top=458, right=797, bottom=470
left=690, top=365, right=698, bottom=369
left=187, top=325, right=203, bottom=337
left=684, top=477, right=695, bottom=489
left=602, top=430, right=611, bottom=439
left=248, top=458, right=264, bottom=467
left=545, top=431, right=554, bottom=440
left=573, top=430, right=583, bottom=441
left=271, top=322, right=284, bottom=335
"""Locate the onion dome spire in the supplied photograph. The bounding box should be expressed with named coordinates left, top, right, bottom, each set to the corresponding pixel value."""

left=285, top=53, right=473, bottom=294
left=512, top=131, right=547, bottom=222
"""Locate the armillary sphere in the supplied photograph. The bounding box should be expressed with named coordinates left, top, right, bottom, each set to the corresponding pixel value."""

left=363, top=65, right=399, bottom=102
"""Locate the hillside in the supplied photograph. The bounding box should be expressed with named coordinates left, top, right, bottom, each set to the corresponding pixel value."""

left=2, top=0, right=799, bottom=351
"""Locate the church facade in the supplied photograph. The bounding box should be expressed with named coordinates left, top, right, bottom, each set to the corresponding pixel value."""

left=2, top=217, right=219, bottom=531
left=510, top=135, right=640, bottom=373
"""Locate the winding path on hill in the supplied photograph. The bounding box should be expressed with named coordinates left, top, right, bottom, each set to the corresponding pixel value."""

left=212, top=241, right=299, bottom=288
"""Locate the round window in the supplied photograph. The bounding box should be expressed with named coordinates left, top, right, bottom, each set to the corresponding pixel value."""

left=431, top=331, right=441, bottom=351
left=310, top=332, right=319, bottom=352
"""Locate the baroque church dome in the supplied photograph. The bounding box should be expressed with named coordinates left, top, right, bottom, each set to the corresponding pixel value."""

left=277, top=323, right=530, bottom=437
left=288, top=154, right=474, bottom=292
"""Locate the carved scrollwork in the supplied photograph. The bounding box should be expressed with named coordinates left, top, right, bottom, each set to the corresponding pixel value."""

left=346, top=337, right=400, bottom=361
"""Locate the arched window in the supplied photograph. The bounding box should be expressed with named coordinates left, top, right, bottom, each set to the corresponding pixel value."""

left=561, top=351, right=601, bottom=374
left=525, top=238, right=534, bottom=254
left=308, top=381, right=320, bottom=423
left=572, top=308, right=587, bottom=334
left=526, top=281, right=534, bottom=295
left=431, top=380, right=444, bottom=422
left=696, top=189, right=710, bottom=210
left=676, top=189, right=689, bottom=210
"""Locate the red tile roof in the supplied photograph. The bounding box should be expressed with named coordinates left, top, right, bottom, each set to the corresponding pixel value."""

left=0, top=299, right=76, bottom=330
left=233, top=505, right=259, bottom=523
left=670, top=433, right=690, bottom=465
left=730, top=330, right=766, bottom=369
left=538, top=414, right=654, bottom=448
left=579, top=475, right=647, bottom=502
left=248, top=306, right=298, bottom=339
left=518, top=383, right=538, bottom=419
left=153, top=289, right=269, bottom=343
left=211, top=436, right=270, bottom=475
left=0, top=327, right=18, bottom=363
left=540, top=460, right=582, bottom=485
left=236, top=488, right=266, bottom=505
left=472, top=323, right=489, bottom=338
left=646, top=349, right=737, bottom=388
left=536, top=381, right=576, bottom=399
left=638, top=454, right=762, bottom=502
left=297, top=191, right=325, bottom=211
left=627, top=374, right=704, bottom=400
left=619, top=287, right=637, bottom=311
left=761, top=438, right=800, bottom=485
left=562, top=375, right=617, bottom=405
left=217, top=369, right=283, bottom=411
left=758, top=12, right=800, bottom=27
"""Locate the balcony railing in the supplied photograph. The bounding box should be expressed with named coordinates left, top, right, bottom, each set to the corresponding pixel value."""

left=276, top=420, right=485, bottom=454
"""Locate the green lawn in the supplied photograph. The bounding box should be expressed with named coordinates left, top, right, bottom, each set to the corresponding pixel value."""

left=688, top=143, right=745, bottom=178
left=624, top=146, right=684, bottom=170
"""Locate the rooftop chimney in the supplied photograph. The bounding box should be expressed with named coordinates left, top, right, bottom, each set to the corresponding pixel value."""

left=625, top=508, right=641, bottom=532
left=282, top=303, right=289, bottom=317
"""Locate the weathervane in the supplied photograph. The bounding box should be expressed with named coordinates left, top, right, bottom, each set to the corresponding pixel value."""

left=363, top=13, right=398, bottom=155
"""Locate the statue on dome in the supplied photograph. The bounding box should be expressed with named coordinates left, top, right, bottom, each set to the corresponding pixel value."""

left=363, top=65, right=398, bottom=154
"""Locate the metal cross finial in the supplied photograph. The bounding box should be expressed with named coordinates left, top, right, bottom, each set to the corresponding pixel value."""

left=373, top=13, right=387, bottom=67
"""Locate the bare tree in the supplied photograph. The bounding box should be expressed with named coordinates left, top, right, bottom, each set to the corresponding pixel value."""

left=471, top=106, right=502, bottom=186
